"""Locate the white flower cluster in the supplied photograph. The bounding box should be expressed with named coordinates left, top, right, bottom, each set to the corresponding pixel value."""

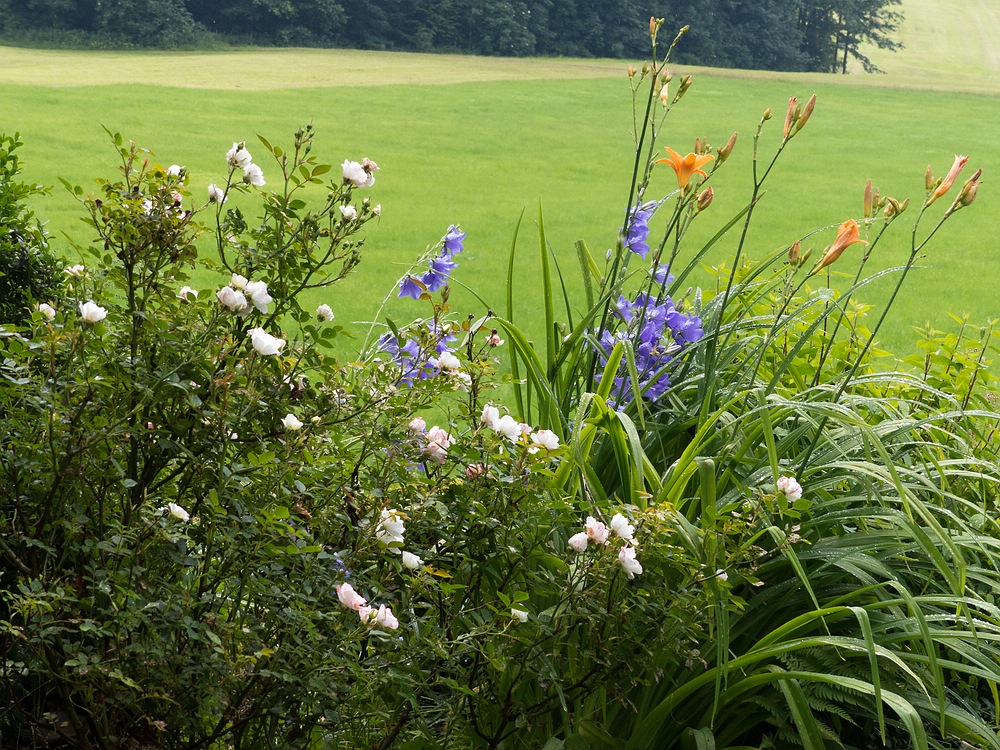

left=568, top=514, right=642, bottom=579
left=217, top=273, right=272, bottom=315
left=336, top=583, right=399, bottom=630
left=225, top=141, right=266, bottom=187
left=341, top=157, right=379, bottom=189
left=480, top=404, right=560, bottom=454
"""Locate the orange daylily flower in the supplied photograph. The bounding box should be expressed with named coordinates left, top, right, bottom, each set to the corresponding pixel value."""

left=657, top=147, right=714, bottom=189
left=926, top=154, right=969, bottom=206
left=814, top=219, right=868, bottom=272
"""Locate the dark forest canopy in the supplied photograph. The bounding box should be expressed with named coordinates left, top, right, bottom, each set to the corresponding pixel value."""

left=0, top=0, right=903, bottom=73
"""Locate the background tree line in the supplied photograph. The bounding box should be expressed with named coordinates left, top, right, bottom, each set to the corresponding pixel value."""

left=0, top=0, right=901, bottom=73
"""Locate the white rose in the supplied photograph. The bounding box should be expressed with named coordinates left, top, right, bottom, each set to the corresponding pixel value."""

left=401, top=551, right=422, bottom=570
left=36, top=303, right=56, bottom=320
left=216, top=286, right=247, bottom=312
left=316, top=304, right=334, bottom=322
left=339, top=204, right=358, bottom=221
left=248, top=328, right=285, bottom=356
left=281, top=413, right=303, bottom=431
left=78, top=300, right=107, bottom=324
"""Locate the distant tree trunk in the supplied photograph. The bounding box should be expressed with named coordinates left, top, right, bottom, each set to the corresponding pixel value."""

left=842, top=33, right=850, bottom=73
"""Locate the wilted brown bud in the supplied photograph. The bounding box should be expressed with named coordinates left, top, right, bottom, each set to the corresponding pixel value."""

left=696, top=186, right=714, bottom=212
left=863, top=179, right=873, bottom=218
left=925, top=164, right=935, bottom=192
left=795, top=94, right=817, bottom=133
left=783, top=96, right=797, bottom=138
left=788, top=240, right=802, bottom=268
left=627, top=64, right=637, bottom=78
left=717, top=132, right=738, bottom=164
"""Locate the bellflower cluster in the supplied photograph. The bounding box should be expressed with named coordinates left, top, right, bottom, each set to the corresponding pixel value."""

left=593, top=285, right=703, bottom=405
left=399, top=226, right=466, bottom=299
left=378, top=320, right=458, bottom=386
left=622, top=201, right=658, bottom=259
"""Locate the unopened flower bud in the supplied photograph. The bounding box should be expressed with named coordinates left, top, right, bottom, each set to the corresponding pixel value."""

left=627, top=64, right=637, bottom=78
left=958, top=168, right=983, bottom=206
left=717, top=131, right=738, bottom=164
left=795, top=94, right=817, bottom=133
left=762, top=107, right=773, bottom=121
left=650, top=16, right=658, bottom=38
left=788, top=240, right=801, bottom=268
left=696, top=186, right=714, bottom=212
left=925, top=164, right=935, bottom=192
left=676, top=74, right=692, bottom=100
left=659, top=83, right=670, bottom=106
left=641, top=62, right=651, bottom=75
left=863, top=179, right=873, bottom=218
left=783, top=96, right=798, bottom=138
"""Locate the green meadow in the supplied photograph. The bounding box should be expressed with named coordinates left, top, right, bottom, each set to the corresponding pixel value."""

left=2, top=0, right=999, bottom=358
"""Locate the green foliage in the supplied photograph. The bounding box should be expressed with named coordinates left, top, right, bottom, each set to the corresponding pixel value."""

left=0, top=132, right=62, bottom=326
left=499, top=23, right=1000, bottom=749
left=1, top=21, right=998, bottom=750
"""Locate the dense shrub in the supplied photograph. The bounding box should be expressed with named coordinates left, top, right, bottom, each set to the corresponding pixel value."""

left=0, top=132, right=63, bottom=326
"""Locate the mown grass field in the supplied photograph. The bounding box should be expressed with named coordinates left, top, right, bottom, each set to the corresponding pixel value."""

left=2, top=0, right=998, bottom=360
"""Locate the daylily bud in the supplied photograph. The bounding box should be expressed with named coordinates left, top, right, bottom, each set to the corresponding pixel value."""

left=783, top=96, right=797, bottom=138
left=762, top=107, right=772, bottom=121
left=696, top=186, right=714, bottom=212
left=863, top=179, right=873, bottom=218
left=659, top=84, right=670, bottom=106
left=641, top=62, right=650, bottom=75
left=650, top=16, right=658, bottom=38
left=676, top=74, right=693, bottom=100
left=717, top=131, right=738, bottom=164
left=788, top=240, right=802, bottom=268
left=795, top=94, right=817, bottom=133
left=958, top=171, right=981, bottom=207
left=627, top=64, right=636, bottom=78
left=926, top=154, right=969, bottom=206
left=660, top=70, right=672, bottom=85
left=925, top=164, right=935, bottom=192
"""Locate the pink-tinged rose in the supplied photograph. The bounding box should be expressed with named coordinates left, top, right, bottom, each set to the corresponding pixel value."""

left=336, top=583, right=367, bottom=611
left=530, top=429, right=560, bottom=451
left=618, top=546, right=643, bottom=579
left=776, top=476, right=803, bottom=502
left=408, top=416, right=426, bottom=434
left=424, top=425, right=452, bottom=464
left=585, top=516, right=610, bottom=545
left=360, top=603, right=398, bottom=630
left=465, top=463, right=485, bottom=479
left=217, top=286, right=247, bottom=312
left=567, top=532, right=589, bottom=553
